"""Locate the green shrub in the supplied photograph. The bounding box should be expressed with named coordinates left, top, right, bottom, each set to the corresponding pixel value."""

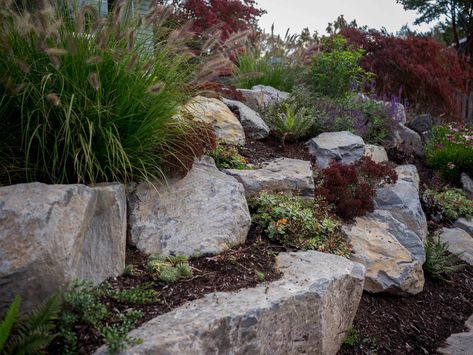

left=98, top=283, right=159, bottom=304
left=233, top=49, right=296, bottom=92
left=425, top=123, right=473, bottom=181
left=311, top=36, right=372, bottom=99
left=0, top=295, right=61, bottom=354
left=208, top=144, right=250, bottom=170
left=424, top=236, right=465, bottom=279
left=147, top=255, right=194, bottom=283
left=423, top=188, right=473, bottom=221
left=0, top=1, right=223, bottom=185
left=249, top=192, right=350, bottom=255
left=59, top=280, right=143, bottom=354
left=263, top=102, right=317, bottom=145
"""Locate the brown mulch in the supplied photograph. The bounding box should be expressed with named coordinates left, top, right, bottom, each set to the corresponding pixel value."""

left=240, top=136, right=312, bottom=166
left=57, top=230, right=281, bottom=354
left=339, top=266, right=473, bottom=355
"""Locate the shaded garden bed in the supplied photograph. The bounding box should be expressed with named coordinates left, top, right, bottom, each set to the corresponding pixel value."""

left=339, top=266, right=473, bottom=355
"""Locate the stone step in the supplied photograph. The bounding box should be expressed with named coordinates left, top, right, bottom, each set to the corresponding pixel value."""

left=94, top=251, right=365, bottom=355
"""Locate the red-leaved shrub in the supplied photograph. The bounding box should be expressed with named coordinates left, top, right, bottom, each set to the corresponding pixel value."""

left=316, top=157, right=398, bottom=220
left=341, top=28, right=469, bottom=117
left=177, top=0, right=265, bottom=41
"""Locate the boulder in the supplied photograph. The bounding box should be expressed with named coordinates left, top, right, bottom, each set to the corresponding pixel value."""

left=391, top=123, right=424, bottom=157
left=395, top=164, right=420, bottom=190
left=439, top=228, right=473, bottom=266
left=0, top=183, right=126, bottom=313
left=461, top=173, right=473, bottom=199
left=454, top=218, right=473, bottom=236
left=128, top=156, right=251, bottom=257
left=182, top=96, right=245, bottom=145
left=307, top=131, right=365, bottom=169
left=374, top=165, right=428, bottom=240
left=224, top=158, right=315, bottom=198
left=364, top=144, right=388, bottom=163
left=222, top=98, right=270, bottom=140
left=342, top=210, right=425, bottom=295
left=438, top=314, right=473, bottom=355
left=407, top=114, right=433, bottom=141
left=237, top=85, right=289, bottom=111
left=384, top=101, right=407, bottom=125
left=94, top=251, right=365, bottom=355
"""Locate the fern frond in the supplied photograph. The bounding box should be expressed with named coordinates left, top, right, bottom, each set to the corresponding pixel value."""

left=0, top=295, right=21, bottom=351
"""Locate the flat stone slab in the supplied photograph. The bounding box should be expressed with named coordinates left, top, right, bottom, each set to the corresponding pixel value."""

left=307, top=131, right=365, bottom=169
left=438, top=314, right=473, bottom=354
left=440, top=228, right=473, bottom=265
left=237, top=85, right=289, bottom=111
left=222, top=98, right=270, bottom=140
left=224, top=158, right=315, bottom=198
left=128, top=156, right=251, bottom=257
left=454, top=218, right=473, bottom=236
left=343, top=210, right=425, bottom=295
left=94, top=251, right=365, bottom=355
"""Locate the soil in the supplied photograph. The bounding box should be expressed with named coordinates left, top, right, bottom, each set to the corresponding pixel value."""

left=339, top=266, right=473, bottom=355
left=55, top=229, right=282, bottom=354
left=240, top=136, right=313, bottom=166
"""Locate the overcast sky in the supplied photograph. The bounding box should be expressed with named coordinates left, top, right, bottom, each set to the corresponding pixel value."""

left=256, top=0, right=435, bottom=36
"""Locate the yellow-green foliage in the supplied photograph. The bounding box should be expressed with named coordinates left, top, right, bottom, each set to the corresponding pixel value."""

left=147, top=255, right=193, bottom=283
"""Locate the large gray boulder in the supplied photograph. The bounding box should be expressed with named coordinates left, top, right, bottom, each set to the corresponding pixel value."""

left=406, top=114, right=433, bottom=141
left=222, top=98, right=270, bottom=140
left=454, top=218, right=473, bottom=236
left=307, top=131, right=365, bottom=169
left=439, top=228, right=473, bottom=266
left=342, top=210, right=425, bottom=295
left=128, top=156, right=251, bottom=257
left=94, top=251, right=365, bottom=355
left=384, top=101, right=407, bottom=124
left=224, top=158, right=315, bottom=198
left=0, top=183, right=126, bottom=313
left=364, top=144, right=388, bottom=163
left=237, top=85, right=289, bottom=111
left=374, top=165, right=428, bottom=240
left=391, top=123, right=424, bottom=157
left=438, top=314, right=473, bottom=355
left=461, top=173, right=473, bottom=199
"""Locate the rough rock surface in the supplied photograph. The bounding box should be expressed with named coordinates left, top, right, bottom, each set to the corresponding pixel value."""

left=237, top=85, right=289, bottom=111
left=439, top=228, right=473, bottom=266
left=385, top=101, right=407, bottom=124
left=128, top=156, right=251, bottom=257
left=307, top=131, right=365, bottom=169
left=407, top=114, right=433, bottom=141
left=94, top=251, right=365, bottom=355
left=374, top=165, right=428, bottom=240
left=0, top=183, right=126, bottom=313
left=391, top=123, right=424, bottom=157
left=454, top=218, right=473, bottom=236
left=182, top=96, right=245, bottom=145
left=461, top=173, right=473, bottom=199
left=222, top=98, right=270, bottom=140
left=364, top=144, right=388, bottom=163
left=224, top=158, right=315, bottom=198
left=438, top=314, right=473, bottom=355
left=342, top=210, right=425, bottom=295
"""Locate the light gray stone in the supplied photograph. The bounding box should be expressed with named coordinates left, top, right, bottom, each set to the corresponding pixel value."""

left=440, top=228, right=473, bottom=266
left=454, top=218, right=473, bottom=236
left=307, top=131, right=365, bottom=169
left=224, top=158, right=314, bottom=198
left=364, top=144, right=388, bottom=163
left=0, top=183, right=126, bottom=313
left=395, top=164, right=420, bottom=191
left=128, top=156, right=251, bottom=257
left=94, top=251, right=365, bottom=355
left=384, top=101, right=407, bottom=124
left=461, top=173, right=473, bottom=199
left=237, top=85, right=290, bottom=111
left=374, top=165, right=428, bottom=240
left=222, top=98, right=270, bottom=140
left=181, top=96, right=245, bottom=145
left=343, top=210, right=425, bottom=295
left=391, top=123, right=424, bottom=157
left=438, top=314, right=473, bottom=355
